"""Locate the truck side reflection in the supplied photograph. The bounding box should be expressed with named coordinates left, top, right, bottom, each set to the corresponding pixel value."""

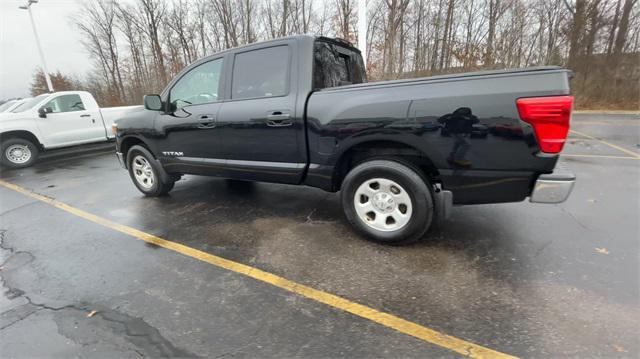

left=438, top=107, right=479, bottom=167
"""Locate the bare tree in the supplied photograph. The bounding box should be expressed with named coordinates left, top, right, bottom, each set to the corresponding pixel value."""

left=484, top=0, right=509, bottom=65
left=613, top=0, right=638, bottom=56
left=336, top=0, right=355, bottom=40
left=383, top=0, right=410, bottom=76
left=76, top=1, right=126, bottom=104
left=136, top=0, right=168, bottom=86
left=71, top=0, right=638, bottom=109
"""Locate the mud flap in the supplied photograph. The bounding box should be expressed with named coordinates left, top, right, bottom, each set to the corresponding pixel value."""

left=432, top=184, right=453, bottom=224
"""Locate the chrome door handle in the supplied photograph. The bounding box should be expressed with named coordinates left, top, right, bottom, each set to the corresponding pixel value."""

left=80, top=114, right=91, bottom=118
left=196, top=114, right=216, bottom=129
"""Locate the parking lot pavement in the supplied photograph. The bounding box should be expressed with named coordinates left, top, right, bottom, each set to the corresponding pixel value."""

left=1, top=113, right=638, bottom=357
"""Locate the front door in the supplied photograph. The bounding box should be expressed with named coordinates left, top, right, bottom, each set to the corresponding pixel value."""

left=37, top=94, right=104, bottom=147
left=216, top=43, right=305, bottom=184
left=155, top=57, right=225, bottom=175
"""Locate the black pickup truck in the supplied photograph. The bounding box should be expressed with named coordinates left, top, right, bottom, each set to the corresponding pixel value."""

left=114, top=35, right=575, bottom=244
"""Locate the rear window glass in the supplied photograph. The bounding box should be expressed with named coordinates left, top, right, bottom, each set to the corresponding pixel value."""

left=313, top=41, right=366, bottom=89
left=232, top=46, right=289, bottom=99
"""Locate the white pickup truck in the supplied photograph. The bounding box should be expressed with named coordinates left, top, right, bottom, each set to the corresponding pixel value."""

left=0, top=91, right=140, bottom=168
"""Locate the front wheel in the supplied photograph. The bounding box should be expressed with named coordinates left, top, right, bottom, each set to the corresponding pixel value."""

left=341, top=160, right=434, bottom=245
left=127, top=145, right=174, bottom=196
left=1, top=138, right=39, bottom=169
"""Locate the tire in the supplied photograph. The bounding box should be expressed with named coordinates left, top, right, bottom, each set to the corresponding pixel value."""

left=1, top=138, right=39, bottom=169
left=341, top=159, right=434, bottom=245
left=127, top=145, right=175, bottom=196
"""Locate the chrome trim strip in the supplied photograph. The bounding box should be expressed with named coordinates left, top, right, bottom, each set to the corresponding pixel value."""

left=171, top=156, right=305, bottom=169
left=224, top=159, right=305, bottom=169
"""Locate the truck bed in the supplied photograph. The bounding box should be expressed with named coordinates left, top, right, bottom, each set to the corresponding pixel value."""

left=317, top=66, right=567, bottom=93
left=305, top=67, right=572, bottom=204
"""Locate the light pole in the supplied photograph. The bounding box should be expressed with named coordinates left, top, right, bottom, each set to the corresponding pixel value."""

left=358, top=0, right=367, bottom=69
left=19, top=0, right=54, bottom=93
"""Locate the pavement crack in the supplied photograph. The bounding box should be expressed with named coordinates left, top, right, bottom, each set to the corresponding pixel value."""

left=0, top=200, right=40, bottom=217
left=0, top=304, right=43, bottom=331
left=23, top=295, right=87, bottom=312
left=0, top=231, right=195, bottom=357
left=86, top=308, right=197, bottom=357
left=0, top=230, right=34, bottom=269
left=558, top=205, right=590, bottom=231
left=0, top=229, right=36, bottom=313
left=0, top=230, right=85, bottom=331
left=0, top=229, right=13, bottom=253
left=304, top=207, right=338, bottom=225
left=534, top=239, right=553, bottom=258
left=305, top=208, right=317, bottom=222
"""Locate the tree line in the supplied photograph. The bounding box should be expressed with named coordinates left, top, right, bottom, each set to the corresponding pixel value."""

left=31, top=0, right=640, bottom=109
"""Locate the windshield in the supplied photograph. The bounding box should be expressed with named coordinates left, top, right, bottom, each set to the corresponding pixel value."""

left=0, top=100, right=18, bottom=112
left=11, top=95, right=47, bottom=113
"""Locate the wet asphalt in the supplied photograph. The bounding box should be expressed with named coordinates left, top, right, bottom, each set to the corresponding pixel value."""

left=0, top=113, right=638, bottom=358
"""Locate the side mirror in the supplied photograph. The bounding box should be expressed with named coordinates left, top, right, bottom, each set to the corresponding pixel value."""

left=38, top=107, right=52, bottom=118
left=144, top=94, right=163, bottom=111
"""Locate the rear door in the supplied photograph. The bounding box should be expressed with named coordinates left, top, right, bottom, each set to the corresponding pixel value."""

left=216, top=41, right=305, bottom=184
left=155, top=57, right=225, bottom=174
left=36, top=93, right=104, bottom=147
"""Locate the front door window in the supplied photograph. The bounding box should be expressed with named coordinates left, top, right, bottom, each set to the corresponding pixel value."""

left=43, top=94, right=85, bottom=113
left=169, top=58, right=223, bottom=111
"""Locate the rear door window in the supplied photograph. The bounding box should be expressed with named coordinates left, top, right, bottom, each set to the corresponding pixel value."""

left=231, top=46, right=289, bottom=100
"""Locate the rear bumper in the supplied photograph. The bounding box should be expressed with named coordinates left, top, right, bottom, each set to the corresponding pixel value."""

left=116, top=151, right=126, bottom=169
left=529, top=170, right=575, bottom=203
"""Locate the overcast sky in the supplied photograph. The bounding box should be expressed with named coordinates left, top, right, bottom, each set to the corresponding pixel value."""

left=0, top=0, right=92, bottom=99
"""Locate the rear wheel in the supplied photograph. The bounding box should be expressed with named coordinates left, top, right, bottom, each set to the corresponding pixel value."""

left=341, top=160, right=433, bottom=245
left=127, top=145, right=174, bottom=196
left=1, top=138, right=39, bottom=169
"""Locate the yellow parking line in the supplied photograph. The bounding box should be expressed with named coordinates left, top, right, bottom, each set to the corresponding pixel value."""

left=562, top=154, right=639, bottom=160
left=0, top=179, right=516, bottom=359
left=569, top=130, right=640, bottom=159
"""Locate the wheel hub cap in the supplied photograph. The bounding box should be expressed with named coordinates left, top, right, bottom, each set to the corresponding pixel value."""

left=5, top=144, right=31, bottom=164
left=132, top=155, right=155, bottom=189
left=372, top=192, right=395, bottom=213
left=353, top=178, right=413, bottom=232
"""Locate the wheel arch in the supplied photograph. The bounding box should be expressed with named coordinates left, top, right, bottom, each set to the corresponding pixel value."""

left=122, top=137, right=176, bottom=184
left=332, top=139, right=440, bottom=191
left=0, top=130, right=43, bottom=150
left=120, top=135, right=152, bottom=164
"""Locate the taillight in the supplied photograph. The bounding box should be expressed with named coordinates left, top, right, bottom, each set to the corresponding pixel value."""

left=516, top=95, right=573, bottom=154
